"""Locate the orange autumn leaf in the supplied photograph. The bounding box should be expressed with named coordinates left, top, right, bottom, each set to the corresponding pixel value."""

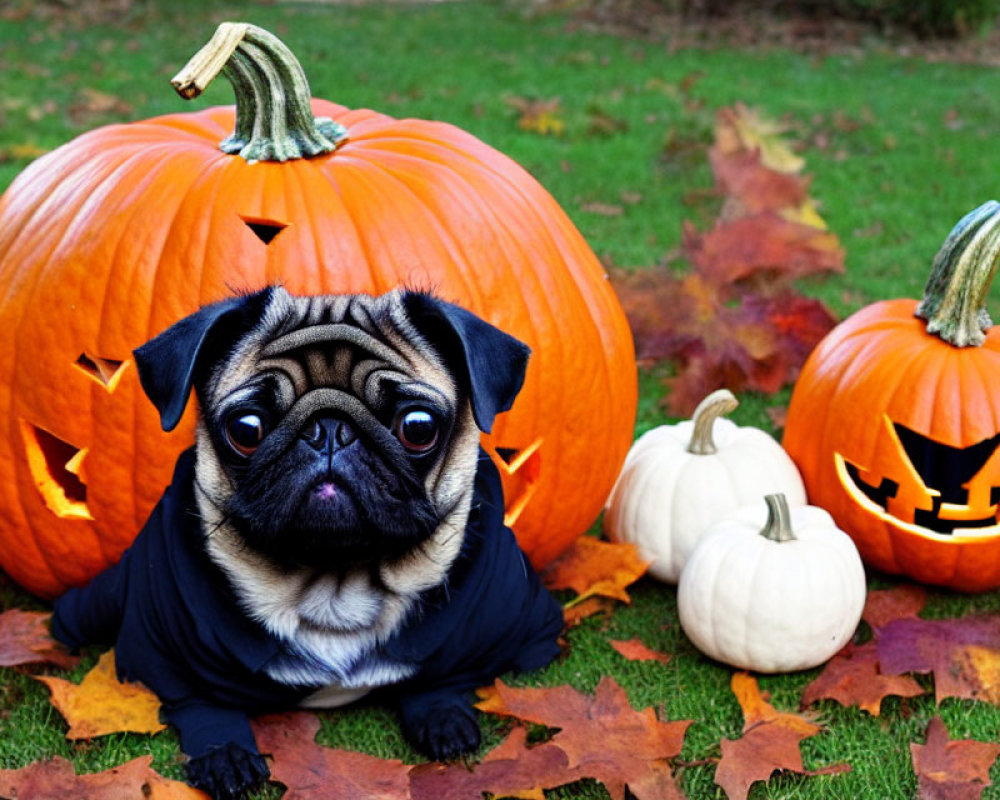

left=251, top=711, right=411, bottom=800
left=563, top=596, right=616, bottom=628
left=609, top=638, right=671, bottom=665
left=716, top=673, right=849, bottom=800
left=911, top=717, right=1000, bottom=799
left=0, top=755, right=205, bottom=800
left=475, top=676, right=690, bottom=800
left=541, top=536, right=649, bottom=604
left=36, top=649, right=166, bottom=739
left=800, top=642, right=925, bottom=716
left=0, top=609, right=78, bottom=669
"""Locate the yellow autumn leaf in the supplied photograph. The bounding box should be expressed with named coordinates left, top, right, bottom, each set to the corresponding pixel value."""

left=716, top=103, right=805, bottom=174
left=36, top=649, right=166, bottom=739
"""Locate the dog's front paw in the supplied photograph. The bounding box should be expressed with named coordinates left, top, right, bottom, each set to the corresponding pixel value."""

left=407, top=700, right=482, bottom=761
left=186, top=742, right=270, bottom=800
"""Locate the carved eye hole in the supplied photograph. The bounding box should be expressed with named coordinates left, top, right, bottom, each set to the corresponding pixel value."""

left=393, top=409, right=439, bottom=454
left=225, top=412, right=266, bottom=457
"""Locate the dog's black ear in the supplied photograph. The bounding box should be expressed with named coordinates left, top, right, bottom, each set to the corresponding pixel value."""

left=402, top=292, right=530, bottom=433
left=133, top=288, right=275, bottom=432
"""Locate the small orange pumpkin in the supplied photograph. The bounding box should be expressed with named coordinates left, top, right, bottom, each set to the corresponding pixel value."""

left=0, top=23, right=636, bottom=598
left=784, top=200, right=1000, bottom=591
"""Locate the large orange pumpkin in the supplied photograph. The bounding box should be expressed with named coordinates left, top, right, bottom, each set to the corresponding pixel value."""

left=0, top=23, right=637, bottom=599
left=784, top=200, right=1000, bottom=592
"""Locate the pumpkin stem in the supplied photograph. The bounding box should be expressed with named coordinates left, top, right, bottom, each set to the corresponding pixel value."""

left=759, top=494, right=796, bottom=543
left=915, top=200, right=1000, bottom=348
left=687, top=388, right=739, bottom=455
left=171, top=22, right=348, bottom=163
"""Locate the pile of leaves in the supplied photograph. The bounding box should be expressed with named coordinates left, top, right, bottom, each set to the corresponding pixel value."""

left=612, top=104, right=844, bottom=416
left=4, top=545, right=1000, bottom=800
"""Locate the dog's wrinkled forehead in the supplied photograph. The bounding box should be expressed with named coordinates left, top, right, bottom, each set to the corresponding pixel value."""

left=209, top=289, right=458, bottom=414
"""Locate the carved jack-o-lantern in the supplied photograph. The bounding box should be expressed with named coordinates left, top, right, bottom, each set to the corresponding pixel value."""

left=784, top=201, right=1000, bottom=592
left=0, top=24, right=636, bottom=598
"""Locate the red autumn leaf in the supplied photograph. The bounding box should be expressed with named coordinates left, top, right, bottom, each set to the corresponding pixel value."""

left=541, top=536, right=649, bottom=604
left=609, top=638, right=671, bottom=665
left=251, top=712, right=411, bottom=800
left=876, top=614, right=1000, bottom=705
left=612, top=102, right=841, bottom=415
left=911, top=717, right=1000, bottom=800
left=0, top=609, right=78, bottom=669
left=475, top=676, right=690, bottom=800
left=686, top=213, right=843, bottom=289
left=715, top=673, right=849, bottom=800
left=800, top=641, right=925, bottom=716
left=409, top=727, right=572, bottom=800
left=862, top=584, right=927, bottom=630
left=0, top=755, right=206, bottom=800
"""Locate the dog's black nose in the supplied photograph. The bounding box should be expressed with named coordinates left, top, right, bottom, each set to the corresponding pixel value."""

left=301, top=416, right=358, bottom=451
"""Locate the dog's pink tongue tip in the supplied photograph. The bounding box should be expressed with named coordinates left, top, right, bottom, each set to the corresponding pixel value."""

left=315, top=482, right=337, bottom=499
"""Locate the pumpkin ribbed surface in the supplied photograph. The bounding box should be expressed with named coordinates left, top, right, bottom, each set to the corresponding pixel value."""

left=0, top=99, right=636, bottom=598
left=783, top=297, right=1000, bottom=591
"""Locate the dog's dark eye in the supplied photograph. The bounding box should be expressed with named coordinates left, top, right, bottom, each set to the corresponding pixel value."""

left=394, top=409, right=439, bottom=453
left=225, top=413, right=266, bottom=457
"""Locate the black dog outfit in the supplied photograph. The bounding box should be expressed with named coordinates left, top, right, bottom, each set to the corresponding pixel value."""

left=51, top=447, right=563, bottom=764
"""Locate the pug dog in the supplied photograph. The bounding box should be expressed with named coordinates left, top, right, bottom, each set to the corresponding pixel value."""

left=50, top=286, right=564, bottom=800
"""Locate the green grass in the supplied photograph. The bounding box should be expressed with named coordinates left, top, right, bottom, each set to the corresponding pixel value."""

left=4, top=1, right=1000, bottom=798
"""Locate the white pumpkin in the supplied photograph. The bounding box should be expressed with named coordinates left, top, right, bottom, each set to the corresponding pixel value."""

left=603, top=389, right=806, bottom=583
left=677, top=493, right=867, bottom=673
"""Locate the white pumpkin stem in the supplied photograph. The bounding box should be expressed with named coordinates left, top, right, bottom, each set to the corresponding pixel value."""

left=687, top=389, right=738, bottom=455
left=171, top=22, right=348, bottom=163
left=760, top=494, right=796, bottom=543
left=915, top=200, right=1000, bottom=348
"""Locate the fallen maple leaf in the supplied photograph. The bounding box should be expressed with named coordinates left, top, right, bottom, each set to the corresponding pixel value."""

left=475, top=676, right=690, bottom=800
left=0, top=755, right=205, bottom=799
left=612, top=102, right=841, bottom=416
left=0, top=609, right=78, bottom=669
left=715, top=673, right=849, bottom=800
left=609, top=637, right=671, bottom=664
left=505, top=96, right=565, bottom=136
left=563, top=596, right=616, bottom=628
left=911, top=717, right=1000, bottom=800
left=251, top=711, right=411, bottom=800
left=541, top=536, right=649, bottom=604
left=876, top=614, right=1000, bottom=705
left=36, top=649, right=166, bottom=739
left=409, top=727, right=571, bottom=800
left=801, top=641, right=925, bottom=716
left=862, top=584, right=927, bottom=630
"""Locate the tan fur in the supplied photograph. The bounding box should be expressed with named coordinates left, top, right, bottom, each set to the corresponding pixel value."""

left=191, top=288, right=481, bottom=696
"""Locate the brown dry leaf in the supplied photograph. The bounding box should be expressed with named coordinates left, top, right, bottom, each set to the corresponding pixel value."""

left=876, top=614, right=1000, bottom=705
left=911, top=717, right=1000, bottom=799
left=0, top=609, right=78, bottom=669
left=251, top=711, right=411, bottom=800
left=68, top=87, right=133, bottom=125
left=409, top=727, right=571, bottom=800
left=0, top=755, right=205, bottom=799
left=563, top=596, right=616, bottom=628
left=715, top=673, right=849, bottom=800
left=541, top=536, right=649, bottom=604
left=36, top=649, right=166, bottom=739
left=862, top=584, right=927, bottom=630
left=506, top=96, right=565, bottom=136
left=609, top=637, right=671, bottom=664
left=475, top=676, right=690, bottom=800
left=800, top=641, right=925, bottom=716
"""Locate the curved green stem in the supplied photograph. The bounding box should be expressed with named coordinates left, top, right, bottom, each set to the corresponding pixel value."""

left=759, top=494, right=796, bottom=543
left=687, top=388, right=738, bottom=456
left=915, top=200, right=1000, bottom=348
left=171, top=22, right=348, bottom=163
